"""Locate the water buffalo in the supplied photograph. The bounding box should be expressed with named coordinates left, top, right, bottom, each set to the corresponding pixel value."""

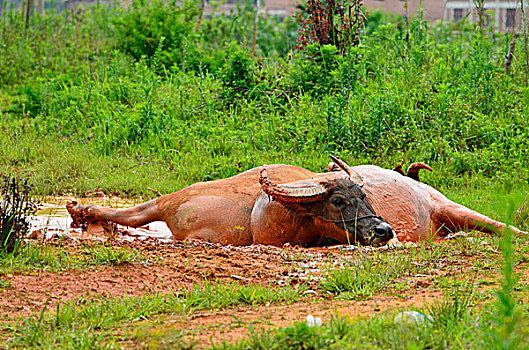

left=327, top=158, right=525, bottom=241
left=66, top=156, right=394, bottom=246
left=67, top=156, right=524, bottom=246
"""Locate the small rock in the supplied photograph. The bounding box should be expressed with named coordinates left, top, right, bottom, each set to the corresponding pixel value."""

left=306, top=315, right=322, bottom=327
left=303, top=290, right=318, bottom=295
left=394, top=311, right=432, bottom=327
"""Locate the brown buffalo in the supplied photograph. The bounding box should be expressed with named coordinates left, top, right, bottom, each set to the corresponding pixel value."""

left=66, top=156, right=394, bottom=246
left=328, top=160, right=525, bottom=241
left=67, top=156, right=524, bottom=246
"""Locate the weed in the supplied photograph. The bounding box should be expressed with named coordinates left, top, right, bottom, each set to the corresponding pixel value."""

left=319, top=250, right=416, bottom=299
left=81, top=241, right=143, bottom=266
left=423, top=277, right=476, bottom=331
left=0, top=174, right=37, bottom=253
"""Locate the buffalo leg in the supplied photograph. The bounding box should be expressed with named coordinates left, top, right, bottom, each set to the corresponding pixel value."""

left=435, top=201, right=525, bottom=235
left=66, top=200, right=163, bottom=229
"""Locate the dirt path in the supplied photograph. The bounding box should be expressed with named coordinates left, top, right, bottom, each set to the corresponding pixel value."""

left=124, top=288, right=446, bottom=348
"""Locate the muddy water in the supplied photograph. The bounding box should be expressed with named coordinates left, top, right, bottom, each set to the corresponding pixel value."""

left=30, top=198, right=173, bottom=242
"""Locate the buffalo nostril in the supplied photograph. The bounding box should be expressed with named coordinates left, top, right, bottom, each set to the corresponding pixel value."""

left=373, top=222, right=394, bottom=239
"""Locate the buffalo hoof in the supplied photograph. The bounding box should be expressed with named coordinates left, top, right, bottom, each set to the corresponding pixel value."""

left=66, top=201, right=118, bottom=237
left=66, top=201, right=87, bottom=229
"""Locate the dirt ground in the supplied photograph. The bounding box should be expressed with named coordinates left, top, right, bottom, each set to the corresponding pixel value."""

left=1, top=199, right=523, bottom=348
left=0, top=234, right=495, bottom=348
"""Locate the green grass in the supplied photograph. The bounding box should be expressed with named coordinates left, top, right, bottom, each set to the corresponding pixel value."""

left=0, top=3, right=528, bottom=198
left=5, top=280, right=306, bottom=348
left=0, top=241, right=147, bottom=273
left=80, top=241, right=144, bottom=266
left=0, top=243, right=78, bottom=273
left=318, top=250, right=418, bottom=299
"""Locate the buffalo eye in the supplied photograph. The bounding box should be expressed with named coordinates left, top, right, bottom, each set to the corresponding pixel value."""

left=332, top=197, right=347, bottom=208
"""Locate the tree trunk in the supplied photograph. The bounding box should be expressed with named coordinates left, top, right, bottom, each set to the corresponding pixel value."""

left=252, top=0, right=260, bottom=56
left=25, top=0, right=33, bottom=30
left=195, top=0, right=205, bottom=33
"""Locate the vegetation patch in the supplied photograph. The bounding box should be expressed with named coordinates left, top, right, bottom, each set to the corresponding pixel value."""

left=6, top=281, right=305, bottom=348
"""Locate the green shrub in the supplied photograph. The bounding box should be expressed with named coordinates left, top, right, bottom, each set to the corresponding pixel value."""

left=112, top=0, right=199, bottom=70
left=218, top=44, right=256, bottom=103
left=0, top=174, right=37, bottom=254
left=288, top=44, right=342, bottom=96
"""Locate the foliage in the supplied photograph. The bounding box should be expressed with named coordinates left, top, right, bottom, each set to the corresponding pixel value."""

left=294, top=0, right=365, bottom=54
left=364, top=8, right=404, bottom=34
left=218, top=44, right=256, bottom=102
left=0, top=174, right=36, bottom=253
left=112, top=0, right=199, bottom=70
left=0, top=1, right=528, bottom=199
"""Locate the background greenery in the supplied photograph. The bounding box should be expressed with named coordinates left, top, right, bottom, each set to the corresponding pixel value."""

left=0, top=1, right=528, bottom=199
left=1, top=3, right=529, bottom=347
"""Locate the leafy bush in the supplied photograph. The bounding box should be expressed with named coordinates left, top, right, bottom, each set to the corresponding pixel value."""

left=0, top=174, right=37, bottom=253
left=217, top=44, right=256, bottom=103
left=288, top=44, right=342, bottom=96
left=112, top=0, right=199, bottom=70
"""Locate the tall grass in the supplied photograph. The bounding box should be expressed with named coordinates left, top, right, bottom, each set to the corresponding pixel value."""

left=0, top=2, right=528, bottom=197
left=0, top=174, right=36, bottom=253
left=488, top=197, right=521, bottom=349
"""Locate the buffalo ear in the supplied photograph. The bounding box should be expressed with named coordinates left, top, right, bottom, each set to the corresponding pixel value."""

left=328, top=155, right=364, bottom=187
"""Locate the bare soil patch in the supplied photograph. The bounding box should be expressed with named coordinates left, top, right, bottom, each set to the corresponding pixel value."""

left=2, top=200, right=522, bottom=348
left=1, top=235, right=490, bottom=321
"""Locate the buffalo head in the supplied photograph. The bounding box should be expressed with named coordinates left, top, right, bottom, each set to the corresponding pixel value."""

left=259, top=156, right=394, bottom=246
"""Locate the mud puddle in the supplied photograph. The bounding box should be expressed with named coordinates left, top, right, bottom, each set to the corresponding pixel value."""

left=30, top=197, right=173, bottom=242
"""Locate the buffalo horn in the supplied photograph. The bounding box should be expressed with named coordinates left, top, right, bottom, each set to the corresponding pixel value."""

left=259, top=168, right=326, bottom=203
left=406, top=162, right=433, bottom=182
left=328, top=155, right=364, bottom=186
